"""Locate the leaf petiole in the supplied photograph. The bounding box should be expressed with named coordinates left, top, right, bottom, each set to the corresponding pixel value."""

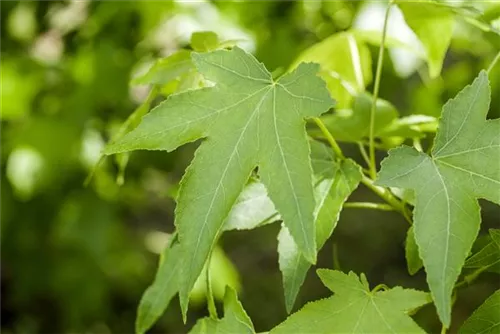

left=368, top=0, right=393, bottom=179
left=344, top=202, right=395, bottom=211
left=206, top=249, right=218, bottom=319
left=487, top=49, right=500, bottom=74
left=313, top=117, right=345, bottom=159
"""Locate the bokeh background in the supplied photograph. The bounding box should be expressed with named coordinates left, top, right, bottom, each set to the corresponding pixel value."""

left=1, top=1, right=499, bottom=333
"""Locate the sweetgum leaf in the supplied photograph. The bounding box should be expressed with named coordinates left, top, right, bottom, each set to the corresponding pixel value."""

left=105, top=47, right=334, bottom=318
left=189, top=287, right=254, bottom=334
left=271, top=270, right=430, bottom=334
left=278, top=141, right=362, bottom=312
left=376, top=71, right=499, bottom=326
left=459, top=290, right=500, bottom=334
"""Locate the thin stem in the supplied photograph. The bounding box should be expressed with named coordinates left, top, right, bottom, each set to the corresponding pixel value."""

left=357, top=142, right=371, bottom=168
left=360, top=175, right=412, bottom=224
left=313, top=117, right=345, bottom=159
left=344, top=202, right=395, bottom=211
left=487, top=49, right=500, bottom=74
left=441, top=324, right=447, bottom=334
left=454, top=265, right=490, bottom=290
left=372, top=284, right=389, bottom=292
left=368, top=1, right=393, bottom=179
left=206, top=250, right=218, bottom=319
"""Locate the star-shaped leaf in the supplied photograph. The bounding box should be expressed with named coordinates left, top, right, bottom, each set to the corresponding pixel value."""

left=105, top=47, right=334, bottom=318
left=270, top=269, right=430, bottom=334
left=189, top=287, right=255, bottom=334
left=376, top=71, right=499, bottom=326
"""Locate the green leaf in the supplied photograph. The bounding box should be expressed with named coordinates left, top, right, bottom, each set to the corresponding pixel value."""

left=406, top=226, right=423, bottom=276
left=459, top=290, right=500, bottom=334
left=320, top=92, right=398, bottom=142
left=278, top=142, right=362, bottom=312
left=398, top=1, right=454, bottom=78
left=136, top=240, right=181, bottom=334
left=292, top=31, right=372, bottom=108
left=490, top=229, right=500, bottom=247
left=191, top=31, right=220, bottom=52
left=376, top=71, right=499, bottom=326
left=465, top=229, right=500, bottom=274
left=223, top=180, right=278, bottom=231
left=105, top=47, right=334, bottom=319
left=189, top=287, right=255, bottom=334
left=132, top=50, right=195, bottom=85
left=353, top=29, right=425, bottom=58
left=271, top=270, right=430, bottom=334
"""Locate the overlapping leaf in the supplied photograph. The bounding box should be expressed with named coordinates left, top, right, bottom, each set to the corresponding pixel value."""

left=278, top=141, right=362, bottom=312
left=223, top=180, right=278, bottom=231
left=465, top=229, right=500, bottom=274
left=376, top=71, right=499, bottom=326
left=105, top=47, right=334, bottom=318
left=292, top=31, right=372, bottom=108
left=271, top=270, right=430, bottom=333
left=459, top=290, right=500, bottom=334
left=189, top=287, right=255, bottom=334
left=319, top=92, right=397, bottom=142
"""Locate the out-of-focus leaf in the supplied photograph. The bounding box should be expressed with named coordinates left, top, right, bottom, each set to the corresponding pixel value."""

left=398, top=1, right=454, bottom=78
left=132, top=50, right=194, bottom=85
left=320, top=92, right=398, bottom=142
left=378, top=115, right=438, bottom=139
left=353, top=29, right=425, bottom=57
left=459, top=290, right=500, bottom=334
left=1, top=61, right=39, bottom=119
left=292, top=31, right=372, bottom=108
left=191, top=31, right=220, bottom=52
left=7, top=3, right=36, bottom=42
left=189, top=287, right=254, bottom=334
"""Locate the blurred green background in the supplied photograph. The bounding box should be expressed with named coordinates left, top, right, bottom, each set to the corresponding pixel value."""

left=1, top=1, right=499, bottom=333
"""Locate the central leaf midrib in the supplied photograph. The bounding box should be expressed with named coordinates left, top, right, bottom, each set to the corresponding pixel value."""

left=185, top=86, right=273, bottom=285
left=271, top=86, right=312, bottom=258
left=431, top=160, right=452, bottom=314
